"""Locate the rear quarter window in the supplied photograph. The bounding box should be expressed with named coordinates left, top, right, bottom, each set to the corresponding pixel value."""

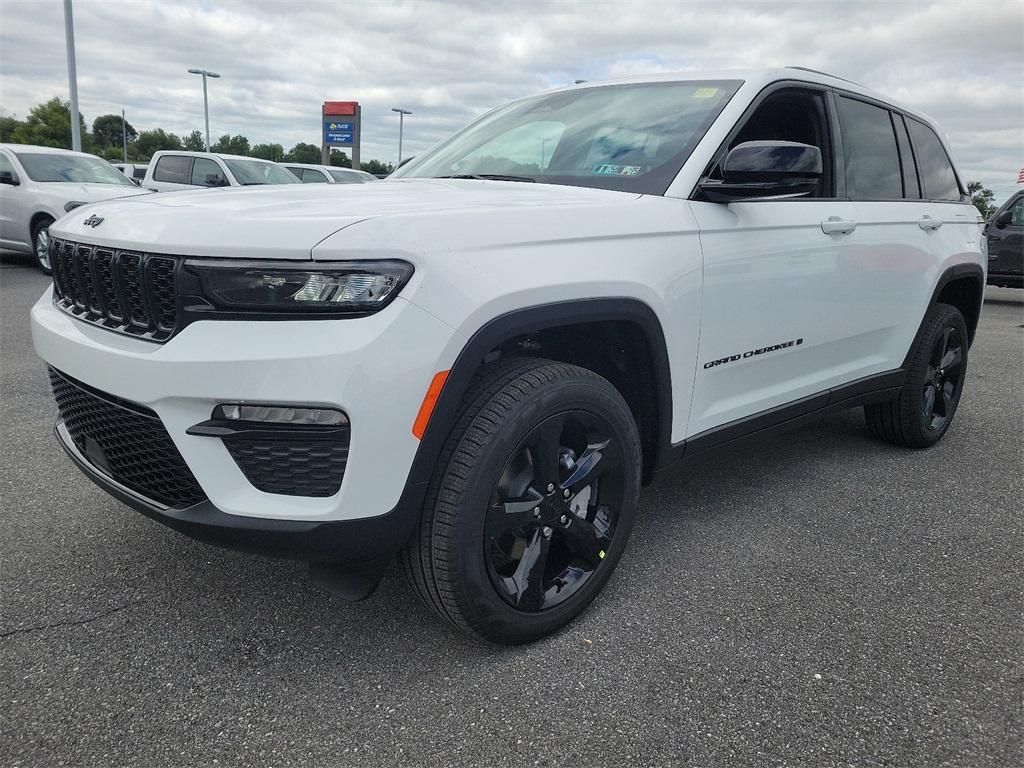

left=906, top=119, right=961, bottom=201
left=153, top=155, right=192, bottom=184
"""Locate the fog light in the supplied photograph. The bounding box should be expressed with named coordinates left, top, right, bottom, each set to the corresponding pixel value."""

left=213, top=403, right=348, bottom=426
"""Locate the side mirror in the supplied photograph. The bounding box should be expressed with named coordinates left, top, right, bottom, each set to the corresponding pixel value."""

left=698, top=141, right=822, bottom=202
left=0, top=170, right=19, bottom=186
left=992, top=209, right=1013, bottom=228
left=205, top=174, right=228, bottom=187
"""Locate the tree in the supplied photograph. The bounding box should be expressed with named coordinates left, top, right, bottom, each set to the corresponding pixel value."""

left=362, top=159, right=394, bottom=176
left=182, top=130, right=205, bottom=151
left=328, top=149, right=352, bottom=168
left=251, top=142, right=285, bottom=162
left=9, top=98, right=87, bottom=149
left=0, top=112, right=23, bottom=143
left=211, top=134, right=249, bottom=156
left=92, top=114, right=136, bottom=149
left=967, top=181, right=996, bottom=219
left=134, top=128, right=183, bottom=159
left=284, top=142, right=321, bottom=164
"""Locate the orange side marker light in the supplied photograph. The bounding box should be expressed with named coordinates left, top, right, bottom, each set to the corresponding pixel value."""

left=412, top=370, right=450, bottom=440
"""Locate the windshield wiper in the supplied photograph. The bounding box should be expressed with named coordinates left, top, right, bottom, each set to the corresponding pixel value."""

left=435, top=174, right=535, bottom=183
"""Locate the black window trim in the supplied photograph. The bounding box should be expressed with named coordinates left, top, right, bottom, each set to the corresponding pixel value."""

left=831, top=87, right=968, bottom=204
left=892, top=112, right=922, bottom=200
left=689, top=78, right=971, bottom=205
left=689, top=79, right=845, bottom=202
left=153, top=154, right=195, bottom=185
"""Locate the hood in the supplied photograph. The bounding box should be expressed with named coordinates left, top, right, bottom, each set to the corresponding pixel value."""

left=50, top=182, right=152, bottom=204
left=48, top=178, right=638, bottom=260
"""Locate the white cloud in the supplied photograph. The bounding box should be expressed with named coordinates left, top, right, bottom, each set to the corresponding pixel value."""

left=0, top=0, right=1021, bottom=194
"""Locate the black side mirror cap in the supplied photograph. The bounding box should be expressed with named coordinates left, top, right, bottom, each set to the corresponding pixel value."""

left=698, top=140, right=822, bottom=203
left=993, top=209, right=1013, bottom=228
left=0, top=170, right=20, bottom=186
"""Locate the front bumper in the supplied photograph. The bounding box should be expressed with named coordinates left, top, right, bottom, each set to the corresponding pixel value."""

left=32, top=287, right=462, bottom=535
left=55, top=420, right=419, bottom=562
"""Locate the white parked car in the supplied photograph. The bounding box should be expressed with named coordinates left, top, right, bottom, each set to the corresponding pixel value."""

left=0, top=144, right=151, bottom=273
left=112, top=162, right=148, bottom=184
left=283, top=163, right=378, bottom=184
left=142, top=151, right=299, bottom=191
left=31, top=69, right=984, bottom=643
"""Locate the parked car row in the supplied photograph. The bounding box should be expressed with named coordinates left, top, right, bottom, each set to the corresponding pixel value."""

left=1, top=143, right=383, bottom=273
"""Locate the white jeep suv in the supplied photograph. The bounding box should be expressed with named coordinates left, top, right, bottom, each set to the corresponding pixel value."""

left=31, top=69, right=985, bottom=644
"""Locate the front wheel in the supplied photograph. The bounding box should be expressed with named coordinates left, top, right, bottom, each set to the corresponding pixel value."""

left=32, top=217, right=54, bottom=275
left=400, top=358, right=642, bottom=644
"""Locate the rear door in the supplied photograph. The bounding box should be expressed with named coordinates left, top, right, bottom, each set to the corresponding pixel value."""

left=147, top=154, right=196, bottom=191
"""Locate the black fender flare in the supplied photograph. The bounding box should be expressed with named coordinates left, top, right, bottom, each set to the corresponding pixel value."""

left=393, top=298, right=675, bottom=525
left=901, top=262, right=984, bottom=369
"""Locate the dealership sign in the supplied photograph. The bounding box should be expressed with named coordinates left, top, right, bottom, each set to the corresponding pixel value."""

left=321, top=101, right=361, bottom=168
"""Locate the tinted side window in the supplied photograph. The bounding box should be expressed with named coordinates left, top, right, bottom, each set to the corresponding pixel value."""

left=132, top=167, right=147, bottom=180
left=906, top=119, right=961, bottom=201
left=0, top=151, right=16, bottom=177
left=836, top=96, right=901, bottom=199
left=153, top=155, right=192, bottom=184
left=893, top=115, right=921, bottom=199
left=302, top=169, right=329, bottom=183
left=192, top=157, right=226, bottom=186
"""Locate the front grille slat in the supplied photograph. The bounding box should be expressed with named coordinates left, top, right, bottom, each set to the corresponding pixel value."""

left=50, top=238, right=178, bottom=342
left=49, top=367, right=206, bottom=508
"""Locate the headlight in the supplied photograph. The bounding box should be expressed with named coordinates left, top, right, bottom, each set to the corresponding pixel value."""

left=185, top=260, right=413, bottom=314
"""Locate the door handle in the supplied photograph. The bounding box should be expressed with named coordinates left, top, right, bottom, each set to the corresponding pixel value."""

left=918, top=215, right=943, bottom=231
left=821, top=216, right=857, bottom=235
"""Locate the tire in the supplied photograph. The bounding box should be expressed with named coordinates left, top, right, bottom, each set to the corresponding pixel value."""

left=31, top=216, right=54, bottom=275
left=399, top=357, right=642, bottom=644
left=865, top=302, right=969, bottom=448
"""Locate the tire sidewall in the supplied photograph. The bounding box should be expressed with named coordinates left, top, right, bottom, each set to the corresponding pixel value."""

left=32, top=218, right=54, bottom=275
left=906, top=305, right=969, bottom=445
left=442, top=377, right=641, bottom=643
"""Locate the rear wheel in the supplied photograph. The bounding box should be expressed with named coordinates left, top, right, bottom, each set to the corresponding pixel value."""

left=399, top=358, right=641, bottom=644
left=865, top=302, right=968, bottom=448
left=32, top=217, right=54, bottom=275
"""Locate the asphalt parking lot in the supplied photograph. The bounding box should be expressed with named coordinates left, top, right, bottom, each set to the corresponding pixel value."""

left=1, top=252, right=1021, bottom=768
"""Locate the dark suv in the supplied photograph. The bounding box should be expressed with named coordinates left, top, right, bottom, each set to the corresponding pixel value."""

left=986, top=190, right=1023, bottom=288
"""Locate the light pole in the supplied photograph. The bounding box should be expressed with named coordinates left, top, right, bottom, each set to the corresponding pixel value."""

left=188, top=68, right=220, bottom=151
left=63, top=0, right=81, bottom=151
left=391, top=108, right=412, bottom=167
left=121, top=109, right=128, bottom=162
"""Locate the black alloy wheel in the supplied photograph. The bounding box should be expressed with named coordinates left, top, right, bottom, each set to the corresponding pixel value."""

left=921, top=325, right=964, bottom=432
left=865, top=302, right=969, bottom=448
left=399, top=357, right=641, bottom=644
left=485, top=410, right=624, bottom=612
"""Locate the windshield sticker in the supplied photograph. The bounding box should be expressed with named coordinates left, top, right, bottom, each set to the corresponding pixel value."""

left=693, top=87, right=719, bottom=98
left=591, top=164, right=642, bottom=176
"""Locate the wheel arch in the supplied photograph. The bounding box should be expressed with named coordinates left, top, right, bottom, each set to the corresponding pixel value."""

left=30, top=210, right=56, bottom=239
left=903, top=263, right=984, bottom=369
left=408, top=298, right=674, bottom=493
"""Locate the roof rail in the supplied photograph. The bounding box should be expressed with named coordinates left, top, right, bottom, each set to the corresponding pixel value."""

left=786, top=66, right=862, bottom=86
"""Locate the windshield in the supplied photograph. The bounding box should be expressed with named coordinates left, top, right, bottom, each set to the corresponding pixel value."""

left=392, top=80, right=741, bottom=194
left=223, top=159, right=299, bottom=185
left=16, top=152, right=136, bottom=185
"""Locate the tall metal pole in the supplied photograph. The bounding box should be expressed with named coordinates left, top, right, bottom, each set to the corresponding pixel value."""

left=398, top=112, right=404, bottom=165
left=121, top=109, right=128, bottom=162
left=63, top=0, right=81, bottom=151
left=392, top=108, right=412, bottom=167
left=189, top=69, right=220, bottom=152
left=201, top=74, right=210, bottom=151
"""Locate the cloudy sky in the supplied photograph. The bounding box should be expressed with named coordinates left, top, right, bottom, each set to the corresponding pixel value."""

left=1, top=0, right=1021, bottom=199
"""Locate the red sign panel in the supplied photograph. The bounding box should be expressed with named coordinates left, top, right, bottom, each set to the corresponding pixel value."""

left=323, top=101, right=358, bottom=116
